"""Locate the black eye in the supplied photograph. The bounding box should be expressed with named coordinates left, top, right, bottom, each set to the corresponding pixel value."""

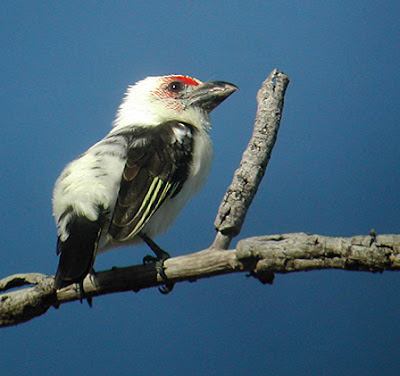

left=167, top=81, right=185, bottom=93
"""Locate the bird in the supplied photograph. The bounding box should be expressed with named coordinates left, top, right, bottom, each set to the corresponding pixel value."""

left=53, top=74, right=238, bottom=297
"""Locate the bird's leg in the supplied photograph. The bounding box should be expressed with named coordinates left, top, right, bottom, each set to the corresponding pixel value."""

left=76, top=281, right=92, bottom=307
left=85, top=268, right=99, bottom=306
left=140, top=233, right=174, bottom=294
left=141, top=238, right=170, bottom=265
left=77, top=281, right=85, bottom=303
left=76, top=270, right=96, bottom=307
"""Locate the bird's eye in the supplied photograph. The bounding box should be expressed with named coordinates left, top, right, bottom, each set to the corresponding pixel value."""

left=167, top=81, right=185, bottom=93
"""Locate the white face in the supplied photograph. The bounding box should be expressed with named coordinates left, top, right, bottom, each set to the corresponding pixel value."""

left=113, top=75, right=207, bottom=129
left=148, top=75, right=203, bottom=111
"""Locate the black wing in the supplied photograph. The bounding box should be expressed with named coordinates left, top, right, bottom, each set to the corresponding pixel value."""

left=108, top=121, right=195, bottom=242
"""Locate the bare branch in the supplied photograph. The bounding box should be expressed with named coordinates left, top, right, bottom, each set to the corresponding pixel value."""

left=1, top=233, right=399, bottom=327
left=212, top=69, right=290, bottom=250
left=237, top=233, right=400, bottom=282
left=0, top=274, right=56, bottom=327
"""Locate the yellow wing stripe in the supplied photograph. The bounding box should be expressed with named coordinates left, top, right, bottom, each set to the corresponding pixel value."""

left=123, top=177, right=158, bottom=227
left=126, top=177, right=177, bottom=239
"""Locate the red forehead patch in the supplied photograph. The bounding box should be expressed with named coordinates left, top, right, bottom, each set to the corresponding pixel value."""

left=167, top=75, right=201, bottom=86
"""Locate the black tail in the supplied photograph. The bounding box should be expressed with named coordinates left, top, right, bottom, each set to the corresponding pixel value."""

left=55, top=216, right=102, bottom=290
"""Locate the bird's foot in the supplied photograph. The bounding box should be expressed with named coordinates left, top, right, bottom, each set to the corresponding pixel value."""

left=76, top=269, right=96, bottom=307
left=141, top=233, right=175, bottom=294
left=76, top=281, right=92, bottom=307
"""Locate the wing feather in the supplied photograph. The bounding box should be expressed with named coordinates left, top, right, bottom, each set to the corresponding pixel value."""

left=108, top=121, right=195, bottom=241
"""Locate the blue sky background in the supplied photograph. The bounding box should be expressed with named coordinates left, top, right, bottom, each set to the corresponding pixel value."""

left=1, top=1, right=399, bottom=375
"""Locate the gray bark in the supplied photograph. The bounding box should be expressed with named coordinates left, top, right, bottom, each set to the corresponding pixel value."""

left=1, top=232, right=399, bottom=327
left=212, top=69, right=290, bottom=250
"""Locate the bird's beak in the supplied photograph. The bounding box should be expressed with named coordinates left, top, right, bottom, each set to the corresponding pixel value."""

left=183, top=81, right=238, bottom=113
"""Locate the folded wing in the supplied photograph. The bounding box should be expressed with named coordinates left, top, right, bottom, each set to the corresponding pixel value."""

left=108, top=121, right=195, bottom=241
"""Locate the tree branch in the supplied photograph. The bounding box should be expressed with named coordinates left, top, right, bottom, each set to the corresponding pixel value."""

left=1, top=233, right=399, bottom=327
left=1, top=69, right=398, bottom=328
left=212, top=68, right=290, bottom=250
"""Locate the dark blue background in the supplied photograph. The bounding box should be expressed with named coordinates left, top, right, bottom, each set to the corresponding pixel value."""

left=1, top=2, right=399, bottom=375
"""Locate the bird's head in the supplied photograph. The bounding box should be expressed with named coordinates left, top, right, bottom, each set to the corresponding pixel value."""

left=113, top=75, right=238, bottom=130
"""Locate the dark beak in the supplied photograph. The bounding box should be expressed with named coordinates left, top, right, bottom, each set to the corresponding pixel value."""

left=184, top=81, right=238, bottom=113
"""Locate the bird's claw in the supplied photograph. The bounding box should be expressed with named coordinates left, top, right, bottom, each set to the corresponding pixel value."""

left=159, top=282, right=174, bottom=294
left=142, top=254, right=175, bottom=294
left=140, top=233, right=175, bottom=294
left=77, top=280, right=93, bottom=307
